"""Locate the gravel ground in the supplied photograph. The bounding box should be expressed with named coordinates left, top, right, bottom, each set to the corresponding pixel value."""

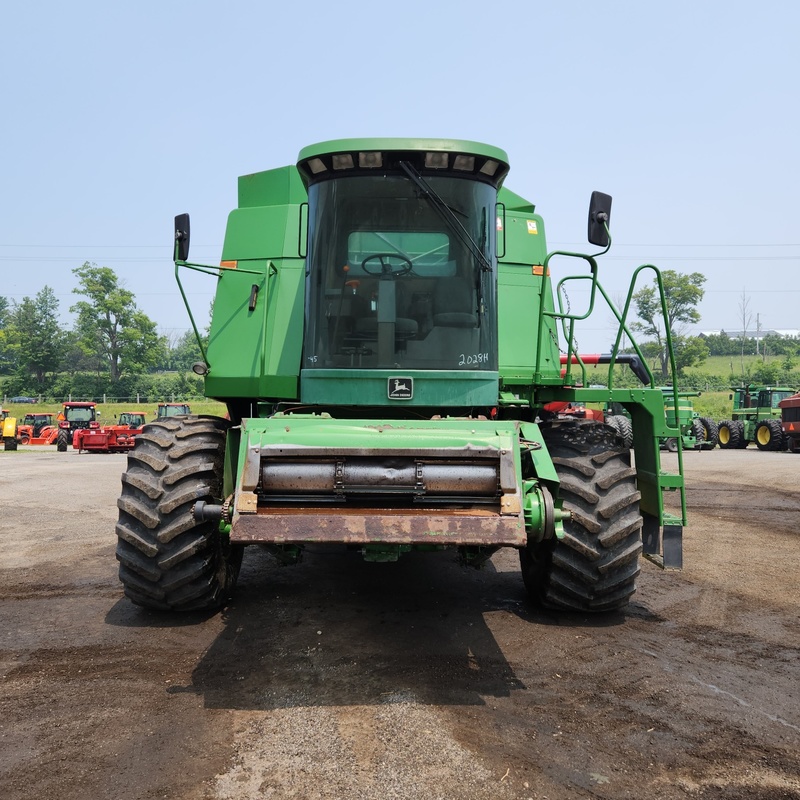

left=0, top=444, right=798, bottom=799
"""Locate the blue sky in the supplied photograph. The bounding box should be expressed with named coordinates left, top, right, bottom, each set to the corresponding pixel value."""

left=2, top=1, right=798, bottom=351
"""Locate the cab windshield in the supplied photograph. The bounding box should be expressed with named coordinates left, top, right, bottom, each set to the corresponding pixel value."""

left=65, top=407, right=94, bottom=422
left=303, top=174, right=497, bottom=371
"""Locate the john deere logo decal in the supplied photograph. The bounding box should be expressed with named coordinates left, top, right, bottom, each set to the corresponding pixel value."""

left=388, top=377, right=413, bottom=400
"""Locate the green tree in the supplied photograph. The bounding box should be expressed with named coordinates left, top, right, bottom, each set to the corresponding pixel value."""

left=674, top=334, right=710, bottom=375
left=632, top=270, right=706, bottom=380
left=0, top=296, right=11, bottom=373
left=701, top=330, right=739, bottom=357
left=70, top=262, right=164, bottom=382
left=761, top=333, right=799, bottom=359
left=6, top=287, right=63, bottom=388
left=164, top=329, right=205, bottom=371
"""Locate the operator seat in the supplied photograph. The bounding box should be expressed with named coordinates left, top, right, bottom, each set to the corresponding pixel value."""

left=432, top=277, right=478, bottom=328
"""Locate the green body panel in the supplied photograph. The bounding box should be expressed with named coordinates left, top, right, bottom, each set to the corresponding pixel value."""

left=663, top=395, right=696, bottom=429
left=497, top=187, right=561, bottom=386
left=204, top=167, right=307, bottom=401
left=238, top=414, right=521, bottom=450
left=237, top=166, right=308, bottom=208
left=300, top=369, right=499, bottom=406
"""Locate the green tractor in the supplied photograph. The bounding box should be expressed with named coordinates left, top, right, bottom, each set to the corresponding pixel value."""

left=718, top=385, right=795, bottom=450
left=661, top=390, right=718, bottom=452
left=115, top=138, right=686, bottom=614
left=604, top=390, right=718, bottom=453
left=155, top=402, right=191, bottom=420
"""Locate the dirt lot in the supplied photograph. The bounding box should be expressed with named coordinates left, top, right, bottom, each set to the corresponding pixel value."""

left=0, top=445, right=798, bottom=799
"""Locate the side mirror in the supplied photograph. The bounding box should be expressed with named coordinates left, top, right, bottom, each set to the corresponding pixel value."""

left=587, top=191, right=612, bottom=247
left=174, top=213, right=191, bottom=262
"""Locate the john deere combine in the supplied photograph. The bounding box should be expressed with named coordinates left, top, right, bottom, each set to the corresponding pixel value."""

left=115, top=138, right=686, bottom=613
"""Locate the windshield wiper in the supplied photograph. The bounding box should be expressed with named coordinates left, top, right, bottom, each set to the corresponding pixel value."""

left=398, top=161, right=492, bottom=273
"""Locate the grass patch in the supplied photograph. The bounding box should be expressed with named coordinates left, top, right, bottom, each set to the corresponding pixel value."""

left=3, top=399, right=228, bottom=421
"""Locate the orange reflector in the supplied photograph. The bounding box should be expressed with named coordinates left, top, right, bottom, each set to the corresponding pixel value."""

left=220, top=260, right=238, bottom=269
left=532, top=265, right=550, bottom=276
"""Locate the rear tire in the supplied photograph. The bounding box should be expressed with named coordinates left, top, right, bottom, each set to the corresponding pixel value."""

left=755, top=419, right=783, bottom=451
left=605, top=415, right=633, bottom=449
left=718, top=420, right=742, bottom=449
left=520, top=420, right=643, bottom=613
left=690, top=418, right=705, bottom=449
left=115, top=416, right=243, bottom=612
left=697, top=417, right=719, bottom=449
left=57, top=429, right=69, bottom=452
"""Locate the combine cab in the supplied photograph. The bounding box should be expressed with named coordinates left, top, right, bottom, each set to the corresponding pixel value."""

left=115, top=138, right=686, bottom=613
left=57, top=402, right=99, bottom=451
left=74, top=411, right=145, bottom=453
left=16, top=413, right=58, bottom=445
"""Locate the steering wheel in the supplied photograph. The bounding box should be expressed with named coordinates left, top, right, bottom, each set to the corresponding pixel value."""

left=360, top=253, right=413, bottom=277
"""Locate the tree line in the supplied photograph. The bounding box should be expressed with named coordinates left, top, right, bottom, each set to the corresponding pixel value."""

left=629, top=269, right=799, bottom=388
left=2, top=263, right=798, bottom=400
left=0, top=263, right=205, bottom=399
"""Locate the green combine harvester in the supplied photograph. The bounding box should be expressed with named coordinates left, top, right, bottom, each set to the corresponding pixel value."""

left=115, top=138, right=686, bottom=614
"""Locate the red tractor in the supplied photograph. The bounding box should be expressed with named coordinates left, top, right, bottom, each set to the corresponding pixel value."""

left=56, top=402, right=100, bottom=451
left=73, top=411, right=145, bottom=454
left=779, top=393, right=800, bottom=453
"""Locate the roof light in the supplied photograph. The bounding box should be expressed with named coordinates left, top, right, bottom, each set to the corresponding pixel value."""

left=479, top=159, right=499, bottom=176
left=425, top=152, right=449, bottom=169
left=453, top=155, right=475, bottom=171
left=358, top=151, right=383, bottom=168
left=308, top=157, right=327, bottom=174
left=192, top=361, right=209, bottom=376
left=220, top=260, right=238, bottom=269
left=332, top=153, right=354, bottom=170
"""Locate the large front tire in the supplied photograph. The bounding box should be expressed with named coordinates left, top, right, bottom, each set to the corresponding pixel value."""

left=718, top=420, right=743, bottom=449
left=754, top=419, right=783, bottom=451
left=520, top=420, right=643, bottom=613
left=696, top=417, right=719, bottom=449
left=56, top=429, right=69, bottom=452
left=115, top=416, right=243, bottom=611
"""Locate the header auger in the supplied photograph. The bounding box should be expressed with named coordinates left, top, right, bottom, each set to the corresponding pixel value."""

left=115, top=138, right=686, bottom=614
